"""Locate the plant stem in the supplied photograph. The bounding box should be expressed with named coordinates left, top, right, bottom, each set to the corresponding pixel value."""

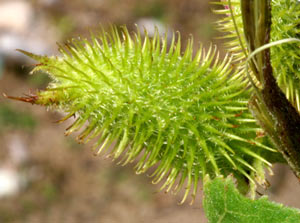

left=241, top=0, right=300, bottom=179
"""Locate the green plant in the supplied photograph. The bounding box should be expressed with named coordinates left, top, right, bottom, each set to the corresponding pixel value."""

left=6, top=0, right=300, bottom=222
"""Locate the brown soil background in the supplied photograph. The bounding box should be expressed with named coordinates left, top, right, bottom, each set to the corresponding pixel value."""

left=0, top=0, right=300, bottom=222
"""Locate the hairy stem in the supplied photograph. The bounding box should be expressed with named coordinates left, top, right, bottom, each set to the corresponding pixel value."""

left=241, top=0, right=300, bottom=178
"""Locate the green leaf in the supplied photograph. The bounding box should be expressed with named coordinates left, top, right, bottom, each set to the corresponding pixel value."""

left=203, top=176, right=300, bottom=223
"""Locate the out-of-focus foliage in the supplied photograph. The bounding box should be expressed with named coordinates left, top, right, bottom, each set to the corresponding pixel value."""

left=0, top=104, right=36, bottom=131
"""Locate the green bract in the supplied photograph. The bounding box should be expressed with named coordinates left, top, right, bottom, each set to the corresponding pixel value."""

left=16, top=26, right=278, bottom=202
left=216, top=0, right=300, bottom=111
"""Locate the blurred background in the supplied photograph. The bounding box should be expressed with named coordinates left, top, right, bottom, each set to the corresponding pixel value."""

left=0, top=0, right=299, bottom=222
